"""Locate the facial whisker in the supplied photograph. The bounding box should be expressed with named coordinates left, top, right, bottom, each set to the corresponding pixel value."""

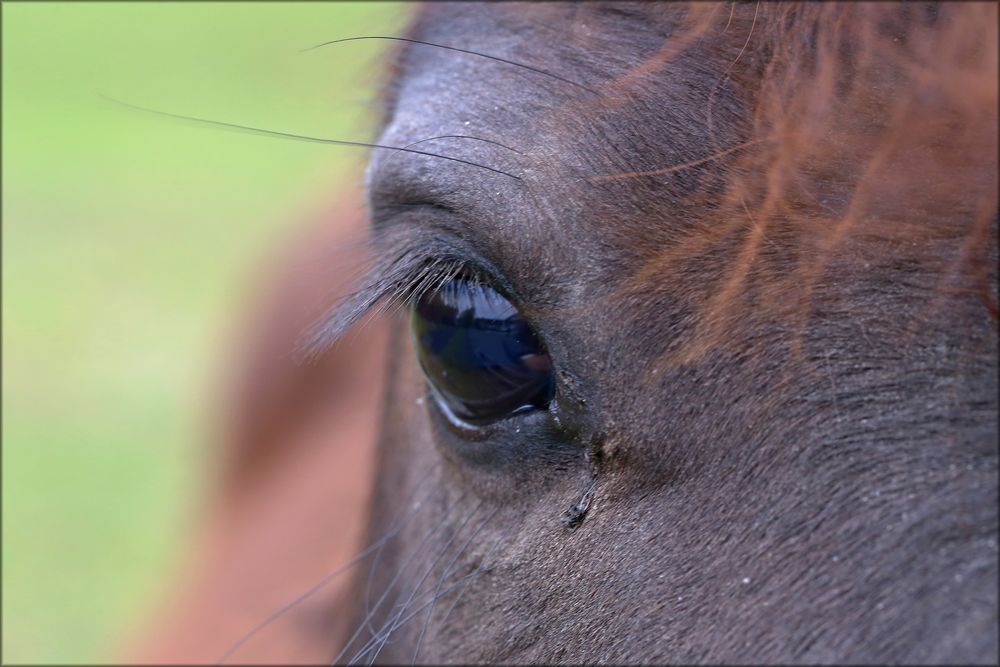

left=411, top=508, right=499, bottom=665
left=361, top=445, right=446, bottom=637
left=216, top=460, right=441, bottom=664
left=332, top=491, right=467, bottom=666
left=100, top=95, right=522, bottom=180
left=433, top=518, right=520, bottom=634
left=342, top=522, right=511, bottom=666
left=363, top=500, right=486, bottom=665
left=398, top=134, right=526, bottom=156
left=303, top=35, right=599, bottom=96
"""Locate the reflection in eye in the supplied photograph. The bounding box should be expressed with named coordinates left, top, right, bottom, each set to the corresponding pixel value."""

left=411, top=276, right=554, bottom=423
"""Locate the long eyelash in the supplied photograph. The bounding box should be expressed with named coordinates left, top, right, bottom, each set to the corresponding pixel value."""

left=295, top=249, right=471, bottom=361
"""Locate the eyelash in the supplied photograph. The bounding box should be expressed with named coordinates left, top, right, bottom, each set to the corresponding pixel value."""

left=395, top=257, right=476, bottom=309
left=296, top=247, right=484, bottom=360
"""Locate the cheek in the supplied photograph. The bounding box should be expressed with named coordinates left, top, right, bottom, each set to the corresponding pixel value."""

left=349, top=321, right=482, bottom=663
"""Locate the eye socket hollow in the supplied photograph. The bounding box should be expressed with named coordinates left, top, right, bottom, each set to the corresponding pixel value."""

left=411, top=276, right=554, bottom=424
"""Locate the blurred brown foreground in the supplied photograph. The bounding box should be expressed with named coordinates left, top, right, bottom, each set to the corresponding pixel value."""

left=124, top=197, right=387, bottom=663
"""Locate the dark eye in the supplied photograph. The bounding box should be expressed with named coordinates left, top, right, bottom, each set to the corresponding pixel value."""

left=411, top=276, right=554, bottom=424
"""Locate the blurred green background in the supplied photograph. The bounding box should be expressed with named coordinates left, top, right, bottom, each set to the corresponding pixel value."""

left=2, top=2, right=405, bottom=662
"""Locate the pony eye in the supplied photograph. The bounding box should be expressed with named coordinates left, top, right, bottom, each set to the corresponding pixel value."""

left=411, top=276, right=554, bottom=424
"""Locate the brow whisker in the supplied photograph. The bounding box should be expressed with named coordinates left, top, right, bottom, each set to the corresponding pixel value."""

left=100, top=95, right=521, bottom=180
left=303, top=35, right=599, bottom=95
left=400, top=135, right=526, bottom=156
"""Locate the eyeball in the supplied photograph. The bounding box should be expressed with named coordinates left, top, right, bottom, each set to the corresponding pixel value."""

left=411, top=276, right=554, bottom=424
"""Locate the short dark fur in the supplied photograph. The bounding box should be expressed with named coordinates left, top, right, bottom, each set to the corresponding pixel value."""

left=335, top=2, right=998, bottom=663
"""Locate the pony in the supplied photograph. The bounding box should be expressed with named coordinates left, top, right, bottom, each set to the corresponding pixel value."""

left=133, top=2, right=998, bottom=663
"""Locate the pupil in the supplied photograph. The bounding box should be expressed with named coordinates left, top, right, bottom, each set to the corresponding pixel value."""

left=411, top=277, right=554, bottom=423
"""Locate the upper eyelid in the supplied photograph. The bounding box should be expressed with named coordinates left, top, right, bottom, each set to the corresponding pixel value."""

left=367, top=164, right=469, bottom=222
left=369, top=198, right=459, bottom=229
left=370, top=202, right=519, bottom=299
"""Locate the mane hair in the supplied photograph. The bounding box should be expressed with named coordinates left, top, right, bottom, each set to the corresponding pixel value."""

left=603, top=2, right=998, bottom=366
left=337, top=2, right=996, bottom=368
left=668, top=3, right=998, bottom=360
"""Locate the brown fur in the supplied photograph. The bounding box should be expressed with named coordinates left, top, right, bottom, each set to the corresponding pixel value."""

left=132, top=2, right=997, bottom=663
left=128, top=203, right=386, bottom=663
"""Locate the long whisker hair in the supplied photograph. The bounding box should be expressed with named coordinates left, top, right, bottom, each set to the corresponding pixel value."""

left=216, top=460, right=442, bottom=664
left=331, top=491, right=469, bottom=665
left=363, top=499, right=486, bottom=664
left=100, top=95, right=522, bottom=180
left=396, top=134, right=525, bottom=156
left=303, top=35, right=599, bottom=96
left=342, top=514, right=510, bottom=666
left=359, top=476, right=464, bottom=638
left=410, top=506, right=499, bottom=665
